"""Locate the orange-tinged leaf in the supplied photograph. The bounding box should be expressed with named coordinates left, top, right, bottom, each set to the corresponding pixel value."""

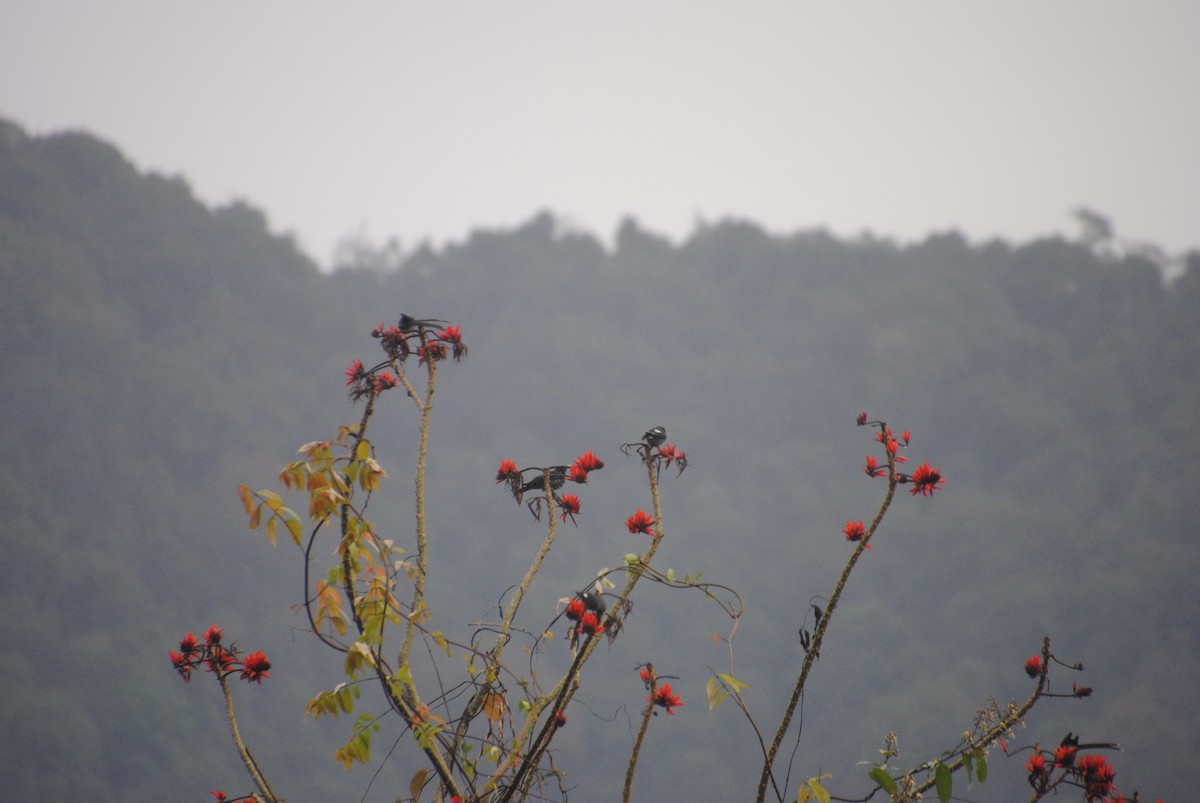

left=249, top=503, right=262, bottom=530
left=409, top=768, right=429, bottom=801
left=237, top=484, right=255, bottom=516
left=482, top=692, right=507, bottom=722
left=264, top=516, right=278, bottom=546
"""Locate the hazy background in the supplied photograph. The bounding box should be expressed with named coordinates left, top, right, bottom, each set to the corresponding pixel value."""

left=2, top=3, right=1198, bottom=802
left=2, top=1, right=1197, bottom=263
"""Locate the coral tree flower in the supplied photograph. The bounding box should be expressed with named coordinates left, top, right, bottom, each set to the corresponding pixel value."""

left=559, top=493, right=582, bottom=522
left=573, top=451, right=604, bottom=473
left=842, top=520, right=870, bottom=549
left=650, top=684, right=684, bottom=715
left=240, top=650, right=272, bottom=684
left=496, top=459, right=520, bottom=484
left=1024, top=655, right=1042, bottom=677
left=579, top=612, right=605, bottom=636
left=626, top=509, right=656, bottom=536
left=907, top=463, right=944, bottom=496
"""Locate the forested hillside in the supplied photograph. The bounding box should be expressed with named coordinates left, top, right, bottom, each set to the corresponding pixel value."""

left=1, top=118, right=1196, bottom=800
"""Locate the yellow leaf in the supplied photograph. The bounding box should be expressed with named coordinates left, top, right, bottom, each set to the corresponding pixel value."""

left=264, top=516, right=278, bottom=546
left=409, top=768, right=429, bottom=802
left=285, top=516, right=303, bottom=546
left=237, top=484, right=255, bottom=516
left=355, top=439, right=372, bottom=462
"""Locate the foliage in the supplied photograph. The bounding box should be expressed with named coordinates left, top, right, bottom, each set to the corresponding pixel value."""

left=0, top=118, right=1195, bottom=799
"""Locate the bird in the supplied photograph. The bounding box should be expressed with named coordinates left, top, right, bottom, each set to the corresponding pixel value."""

left=580, top=589, right=607, bottom=617
left=397, top=314, right=448, bottom=333
left=518, top=466, right=571, bottom=496
left=643, top=426, right=667, bottom=449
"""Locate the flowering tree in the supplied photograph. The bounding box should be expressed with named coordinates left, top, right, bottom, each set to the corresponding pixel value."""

left=170, top=316, right=1162, bottom=803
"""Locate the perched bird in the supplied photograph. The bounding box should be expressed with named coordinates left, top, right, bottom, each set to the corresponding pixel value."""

left=643, top=426, right=667, bottom=449
left=519, top=466, right=571, bottom=495
left=397, top=314, right=448, bottom=333
left=580, top=589, right=607, bottom=617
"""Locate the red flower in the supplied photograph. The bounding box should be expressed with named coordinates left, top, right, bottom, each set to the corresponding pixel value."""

left=1078, top=754, right=1116, bottom=800
left=565, top=598, right=586, bottom=622
left=202, top=625, right=223, bottom=646
left=626, top=509, right=657, bottom=536
left=344, top=359, right=365, bottom=385
left=553, top=710, right=567, bottom=728
left=240, top=650, right=272, bottom=684
left=1024, top=655, right=1042, bottom=677
left=863, top=455, right=884, bottom=477
left=1026, top=752, right=1049, bottom=790
left=907, top=463, right=944, bottom=496
left=169, top=651, right=193, bottom=683
left=579, top=611, right=605, bottom=636
left=573, top=450, right=604, bottom=473
left=569, top=465, right=589, bottom=483
left=210, top=792, right=228, bottom=802
left=373, top=371, right=399, bottom=391
left=899, top=430, right=911, bottom=446
left=842, top=520, right=870, bottom=549
left=178, top=631, right=199, bottom=657
left=650, top=683, right=684, bottom=715
left=639, top=667, right=653, bottom=688
left=1054, top=744, right=1077, bottom=767
left=856, top=411, right=868, bottom=426
left=437, top=324, right=463, bottom=344
left=496, top=459, right=520, bottom=483
left=417, top=342, right=446, bottom=365
left=560, top=493, right=581, bottom=522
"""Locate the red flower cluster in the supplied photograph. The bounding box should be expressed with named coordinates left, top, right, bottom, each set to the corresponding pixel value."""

left=168, top=626, right=271, bottom=685
left=650, top=683, right=684, bottom=715
left=856, top=413, right=944, bottom=497
left=1024, top=655, right=1042, bottom=678
left=657, top=442, right=687, bottom=471
left=495, top=459, right=520, bottom=484
left=564, top=597, right=606, bottom=646
left=559, top=493, right=582, bottom=523
left=1078, top=754, right=1117, bottom=801
left=906, top=462, right=944, bottom=497
left=1024, top=746, right=1132, bottom=803
left=568, top=450, right=606, bottom=485
left=842, top=520, right=870, bottom=549
left=626, top=509, right=657, bottom=537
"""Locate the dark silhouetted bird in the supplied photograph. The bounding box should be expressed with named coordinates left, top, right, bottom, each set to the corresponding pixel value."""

left=397, top=314, right=448, bottom=333
left=643, top=426, right=666, bottom=449
left=519, top=466, right=571, bottom=496
left=580, top=589, right=607, bottom=617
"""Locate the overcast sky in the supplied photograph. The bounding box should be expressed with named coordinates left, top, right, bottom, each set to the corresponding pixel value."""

left=3, top=2, right=1197, bottom=266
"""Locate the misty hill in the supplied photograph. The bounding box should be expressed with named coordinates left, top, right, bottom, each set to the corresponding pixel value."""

left=1, top=117, right=1196, bottom=801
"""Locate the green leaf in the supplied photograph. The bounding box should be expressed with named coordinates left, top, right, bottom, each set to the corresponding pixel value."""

left=934, top=763, right=952, bottom=803
left=797, top=774, right=832, bottom=803
left=975, top=750, right=988, bottom=783
left=964, top=751, right=973, bottom=784
left=868, top=767, right=897, bottom=794
left=355, top=439, right=372, bottom=461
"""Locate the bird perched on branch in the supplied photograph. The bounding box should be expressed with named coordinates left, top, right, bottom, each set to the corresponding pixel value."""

left=643, top=425, right=666, bottom=449
left=397, top=314, right=448, bottom=333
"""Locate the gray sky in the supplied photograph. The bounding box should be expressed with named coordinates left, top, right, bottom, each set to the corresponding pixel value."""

left=3, top=2, right=1197, bottom=265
